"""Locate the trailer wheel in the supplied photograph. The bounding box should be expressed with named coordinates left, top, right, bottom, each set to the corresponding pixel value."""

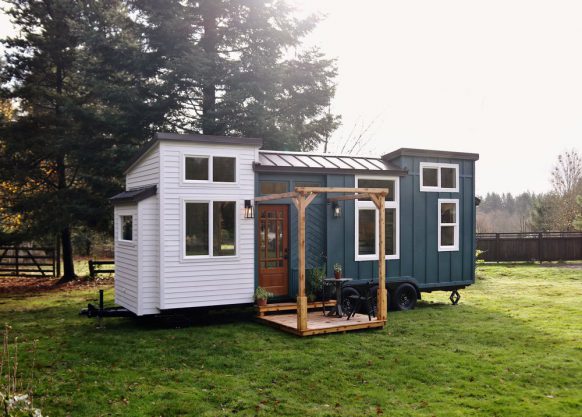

left=392, top=283, right=417, bottom=311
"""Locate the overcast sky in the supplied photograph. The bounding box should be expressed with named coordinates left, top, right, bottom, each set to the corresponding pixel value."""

left=2, top=1, right=581, bottom=195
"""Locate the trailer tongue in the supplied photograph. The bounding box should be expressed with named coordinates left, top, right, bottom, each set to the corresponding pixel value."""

left=80, top=290, right=134, bottom=318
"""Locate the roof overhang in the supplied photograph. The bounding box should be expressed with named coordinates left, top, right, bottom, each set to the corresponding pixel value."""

left=124, top=132, right=264, bottom=174
left=110, top=185, right=157, bottom=205
left=382, top=148, right=479, bottom=162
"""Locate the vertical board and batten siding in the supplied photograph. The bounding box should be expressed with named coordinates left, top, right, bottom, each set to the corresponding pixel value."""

left=159, top=141, right=259, bottom=309
left=114, top=205, right=139, bottom=313
left=397, top=155, right=475, bottom=288
left=138, top=195, right=160, bottom=315
left=325, top=175, right=401, bottom=282
left=126, top=145, right=160, bottom=190
left=324, top=156, right=475, bottom=289
left=255, top=174, right=326, bottom=297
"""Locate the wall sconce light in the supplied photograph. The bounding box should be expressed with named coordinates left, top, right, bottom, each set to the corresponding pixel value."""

left=332, top=201, right=342, bottom=218
left=244, top=199, right=254, bottom=219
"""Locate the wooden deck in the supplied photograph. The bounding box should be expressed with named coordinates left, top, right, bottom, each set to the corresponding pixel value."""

left=257, top=311, right=386, bottom=337
left=256, top=300, right=336, bottom=317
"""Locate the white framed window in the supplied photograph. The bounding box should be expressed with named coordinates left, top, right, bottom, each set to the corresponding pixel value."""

left=354, top=176, right=399, bottom=261
left=420, top=162, right=459, bottom=192
left=183, top=200, right=237, bottom=258
left=119, top=215, right=134, bottom=242
left=438, top=199, right=459, bottom=251
left=183, top=155, right=237, bottom=183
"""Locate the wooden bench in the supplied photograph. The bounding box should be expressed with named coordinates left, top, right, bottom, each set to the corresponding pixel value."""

left=88, top=260, right=115, bottom=278
left=256, top=300, right=336, bottom=317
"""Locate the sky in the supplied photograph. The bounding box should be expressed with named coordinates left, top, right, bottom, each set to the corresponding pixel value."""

left=1, top=1, right=581, bottom=195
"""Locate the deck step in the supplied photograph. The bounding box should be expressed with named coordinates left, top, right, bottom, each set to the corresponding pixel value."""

left=257, top=300, right=336, bottom=317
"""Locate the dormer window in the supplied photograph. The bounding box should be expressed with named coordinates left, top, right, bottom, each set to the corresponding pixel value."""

left=420, top=162, right=459, bottom=192
left=184, top=155, right=236, bottom=183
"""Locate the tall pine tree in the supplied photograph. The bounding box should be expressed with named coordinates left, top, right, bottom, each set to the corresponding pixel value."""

left=132, top=0, right=340, bottom=150
left=0, top=0, right=176, bottom=279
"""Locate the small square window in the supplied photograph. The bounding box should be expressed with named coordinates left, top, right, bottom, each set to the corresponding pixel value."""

left=213, top=157, right=236, bottom=182
left=120, top=216, right=133, bottom=241
left=185, top=157, right=209, bottom=181
left=441, top=168, right=456, bottom=189
left=422, top=168, right=438, bottom=187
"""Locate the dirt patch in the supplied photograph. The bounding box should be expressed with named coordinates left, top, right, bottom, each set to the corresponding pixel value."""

left=0, top=276, right=113, bottom=295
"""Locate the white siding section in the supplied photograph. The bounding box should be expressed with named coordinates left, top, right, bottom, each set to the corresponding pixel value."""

left=114, top=205, right=139, bottom=314
left=138, top=195, right=160, bottom=315
left=159, top=141, right=259, bottom=309
left=126, top=145, right=160, bottom=190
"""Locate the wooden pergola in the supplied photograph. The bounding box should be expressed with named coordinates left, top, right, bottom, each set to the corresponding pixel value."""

left=255, top=186, right=388, bottom=336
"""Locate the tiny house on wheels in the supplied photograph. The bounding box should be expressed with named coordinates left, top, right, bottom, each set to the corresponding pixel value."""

left=109, top=132, right=478, bottom=320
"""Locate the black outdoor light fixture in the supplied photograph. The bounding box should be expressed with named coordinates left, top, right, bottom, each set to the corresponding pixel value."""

left=244, top=199, right=254, bottom=219
left=332, top=201, right=342, bottom=218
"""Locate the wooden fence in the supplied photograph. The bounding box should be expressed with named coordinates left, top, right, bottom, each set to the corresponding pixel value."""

left=0, top=246, right=58, bottom=277
left=476, top=232, right=582, bottom=263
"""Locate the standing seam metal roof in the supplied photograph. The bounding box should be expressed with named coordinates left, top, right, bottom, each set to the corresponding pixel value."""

left=255, top=151, right=408, bottom=175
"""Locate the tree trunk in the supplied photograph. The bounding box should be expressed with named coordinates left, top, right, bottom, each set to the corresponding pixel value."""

left=60, top=227, right=76, bottom=282
left=200, top=0, right=218, bottom=135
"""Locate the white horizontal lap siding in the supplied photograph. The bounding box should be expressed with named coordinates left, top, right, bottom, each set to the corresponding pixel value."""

left=159, top=141, right=258, bottom=310
left=126, top=145, right=160, bottom=190
left=114, top=205, right=139, bottom=314
left=138, top=195, right=160, bottom=315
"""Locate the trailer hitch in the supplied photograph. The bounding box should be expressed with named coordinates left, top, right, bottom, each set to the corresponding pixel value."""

left=80, top=290, right=134, bottom=320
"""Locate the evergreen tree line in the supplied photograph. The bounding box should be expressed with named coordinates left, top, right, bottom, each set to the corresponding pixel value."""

left=477, top=149, right=582, bottom=233
left=0, top=0, right=340, bottom=280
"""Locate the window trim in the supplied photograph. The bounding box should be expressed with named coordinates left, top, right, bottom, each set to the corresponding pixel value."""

left=354, top=175, right=400, bottom=261
left=420, top=162, right=459, bottom=192
left=438, top=198, right=459, bottom=252
left=118, top=215, right=134, bottom=243
left=182, top=154, right=238, bottom=184
left=182, top=199, right=239, bottom=260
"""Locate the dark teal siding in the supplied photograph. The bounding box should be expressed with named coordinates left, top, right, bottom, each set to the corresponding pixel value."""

left=255, top=155, right=476, bottom=295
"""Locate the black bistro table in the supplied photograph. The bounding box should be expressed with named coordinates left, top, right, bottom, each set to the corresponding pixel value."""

left=323, top=278, right=352, bottom=317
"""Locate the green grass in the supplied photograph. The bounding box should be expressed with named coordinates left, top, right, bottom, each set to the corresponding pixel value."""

left=0, top=264, right=580, bottom=416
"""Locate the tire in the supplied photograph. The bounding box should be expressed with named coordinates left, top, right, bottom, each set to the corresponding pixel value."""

left=391, top=283, right=418, bottom=311
left=341, top=287, right=360, bottom=317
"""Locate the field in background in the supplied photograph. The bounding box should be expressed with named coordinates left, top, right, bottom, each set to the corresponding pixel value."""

left=0, top=264, right=579, bottom=416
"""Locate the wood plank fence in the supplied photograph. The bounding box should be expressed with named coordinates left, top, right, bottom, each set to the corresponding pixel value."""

left=476, top=232, right=582, bottom=263
left=0, top=246, right=57, bottom=277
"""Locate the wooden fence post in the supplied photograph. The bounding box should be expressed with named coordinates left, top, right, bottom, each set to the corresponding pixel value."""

left=56, top=235, right=61, bottom=278
left=538, top=233, right=543, bottom=264
left=495, top=233, right=500, bottom=263
left=14, top=245, right=19, bottom=277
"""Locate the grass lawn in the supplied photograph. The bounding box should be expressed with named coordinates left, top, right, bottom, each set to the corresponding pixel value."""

left=0, top=264, right=580, bottom=417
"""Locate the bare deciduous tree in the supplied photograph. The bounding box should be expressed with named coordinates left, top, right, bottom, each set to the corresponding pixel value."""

left=551, top=149, right=582, bottom=196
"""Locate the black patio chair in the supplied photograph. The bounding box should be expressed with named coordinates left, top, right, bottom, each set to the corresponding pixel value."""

left=346, top=281, right=375, bottom=321
left=321, top=280, right=335, bottom=316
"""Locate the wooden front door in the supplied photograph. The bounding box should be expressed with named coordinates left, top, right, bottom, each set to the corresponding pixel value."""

left=258, top=205, right=289, bottom=296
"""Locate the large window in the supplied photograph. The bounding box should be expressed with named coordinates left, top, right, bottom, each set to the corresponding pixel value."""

left=185, top=201, right=237, bottom=257
left=119, top=215, right=133, bottom=242
left=184, top=155, right=236, bottom=183
left=355, top=176, right=399, bottom=261
left=438, top=199, right=459, bottom=251
left=420, top=162, right=459, bottom=192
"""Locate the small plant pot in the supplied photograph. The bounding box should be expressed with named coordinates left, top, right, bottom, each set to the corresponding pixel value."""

left=256, top=298, right=267, bottom=307
left=334, top=271, right=341, bottom=279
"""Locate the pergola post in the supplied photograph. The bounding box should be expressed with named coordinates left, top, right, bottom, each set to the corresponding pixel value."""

left=376, top=195, right=387, bottom=321
left=295, top=196, right=308, bottom=331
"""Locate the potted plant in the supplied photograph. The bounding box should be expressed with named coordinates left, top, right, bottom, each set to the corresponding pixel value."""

left=333, top=263, right=342, bottom=279
left=254, top=287, right=273, bottom=306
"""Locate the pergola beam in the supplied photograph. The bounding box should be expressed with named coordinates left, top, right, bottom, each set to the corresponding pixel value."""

left=255, top=186, right=389, bottom=331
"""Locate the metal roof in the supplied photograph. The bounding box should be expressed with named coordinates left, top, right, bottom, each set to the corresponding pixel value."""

left=255, top=151, right=408, bottom=176
left=110, top=185, right=157, bottom=205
